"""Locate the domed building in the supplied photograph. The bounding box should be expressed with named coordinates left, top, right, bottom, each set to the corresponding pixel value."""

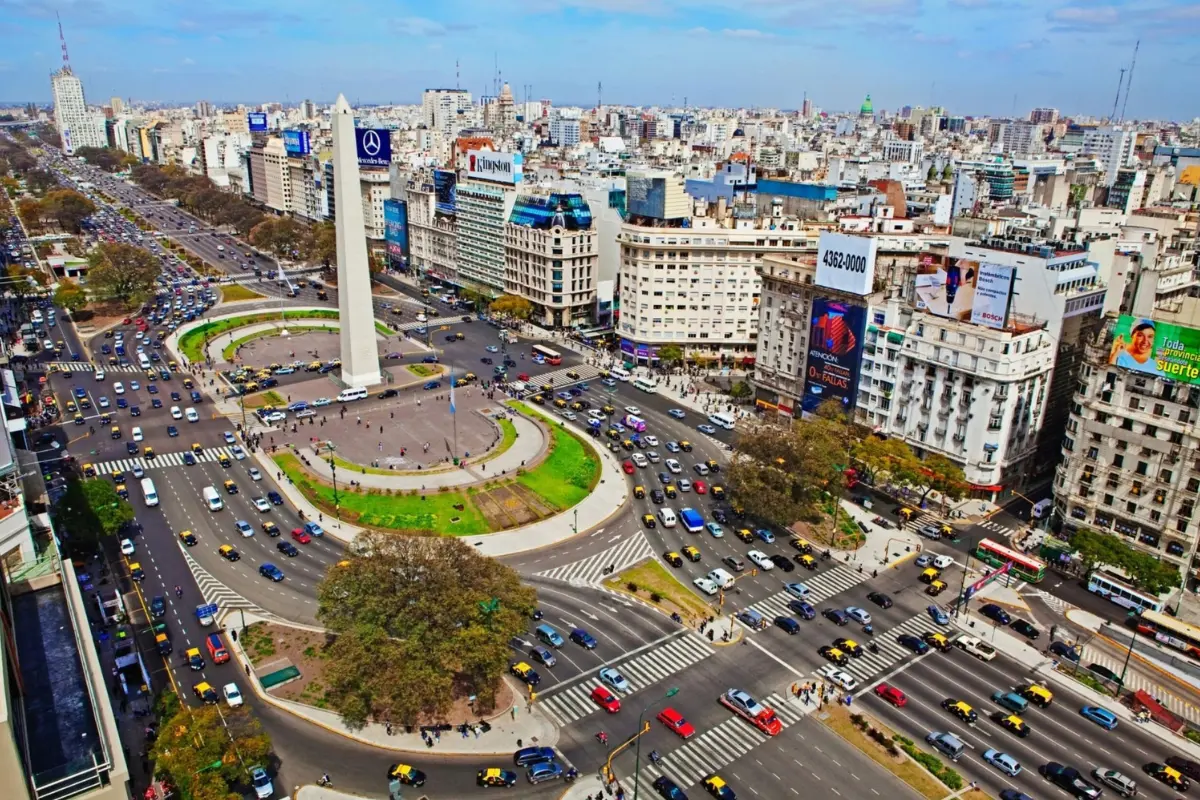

left=859, top=94, right=873, bottom=118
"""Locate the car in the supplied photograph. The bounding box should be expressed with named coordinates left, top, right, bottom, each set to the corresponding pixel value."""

left=652, top=775, right=689, bottom=799
left=693, top=577, right=719, bottom=596
left=219, top=544, right=240, bottom=561
left=252, top=497, right=271, bottom=513
left=267, top=491, right=283, bottom=505
left=747, top=550, right=774, bottom=570
left=125, top=441, right=138, bottom=455
left=942, top=698, right=978, bottom=723
left=292, top=528, right=312, bottom=544
left=591, top=684, right=620, bottom=712
left=915, top=553, right=933, bottom=568
left=1087, top=662, right=1124, bottom=686
left=820, top=668, right=859, bottom=692
left=668, top=408, right=686, bottom=419
left=249, top=467, right=262, bottom=481
left=149, top=595, right=166, bottom=617
left=622, top=460, right=635, bottom=474
left=834, top=637, right=863, bottom=658
left=874, top=684, right=907, bottom=707
left=983, top=749, right=1023, bottom=777
left=1091, top=768, right=1139, bottom=798
left=193, top=681, right=219, bottom=704
left=697, top=423, right=717, bottom=434
left=250, top=767, right=274, bottom=800
left=234, top=519, right=253, bottom=537
left=259, top=563, right=285, bottom=581
left=526, top=761, right=563, bottom=784
left=665, top=441, right=680, bottom=453
left=845, top=606, right=871, bottom=625
left=769, top=554, right=794, bottom=572
left=979, top=603, right=1011, bottom=625
left=151, top=398, right=162, bottom=408
left=754, top=527, right=775, bottom=543
left=313, top=397, right=333, bottom=406
left=509, top=662, right=540, bottom=686
left=223, top=431, right=236, bottom=444
left=166, top=424, right=178, bottom=437
left=97, top=396, right=110, bottom=409
left=663, top=551, right=683, bottom=567
left=706, top=522, right=724, bottom=538
left=822, top=607, right=849, bottom=625
left=993, top=713, right=1031, bottom=738
left=119, top=538, right=135, bottom=556
left=276, top=540, right=301, bottom=557
left=223, top=682, right=244, bottom=707
left=788, top=600, right=816, bottom=619
left=641, top=513, right=657, bottom=528
left=186, top=646, right=205, bottom=670
left=681, top=545, right=701, bottom=562
left=387, top=763, right=428, bottom=787
left=665, top=458, right=682, bottom=474
left=693, top=480, right=708, bottom=494
left=1040, top=763, right=1102, bottom=798
left=261, top=521, right=280, bottom=536
left=183, top=451, right=196, bottom=465
left=701, top=775, right=735, bottom=799
left=819, top=646, right=849, bottom=666
left=570, top=628, right=597, bottom=649
left=868, top=591, right=893, bottom=608
left=146, top=384, right=158, bottom=394
left=927, top=605, right=949, bottom=625
left=303, top=522, right=324, bottom=537
left=598, top=666, right=631, bottom=693
left=1079, top=705, right=1119, bottom=730
left=477, top=767, right=518, bottom=788
left=918, top=524, right=943, bottom=539
left=1010, top=618, right=1040, bottom=639
left=1048, top=641, right=1082, bottom=663
left=128, top=561, right=145, bottom=581
left=774, top=616, right=800, bottom=634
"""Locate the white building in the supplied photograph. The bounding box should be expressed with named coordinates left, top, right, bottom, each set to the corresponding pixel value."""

left=400, top=172, right=458, bottom=284
left=50, top=67, right=104, bottom=151
left=457, top=179, right=518, bottom=293
left=1082, top=126, right=1137, bottom=186
left=505, top=187, right=598, bottom=327
left=360, top=169, right=390, bottom=247
left=882, top=138, right=924, bottom=165
left=422, top=89, right=473, bottom=137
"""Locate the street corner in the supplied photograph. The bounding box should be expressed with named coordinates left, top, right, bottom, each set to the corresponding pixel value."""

left=1063, top=606, right=1106, bottom=632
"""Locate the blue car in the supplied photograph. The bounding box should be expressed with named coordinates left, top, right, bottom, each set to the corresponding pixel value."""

left=421, top=354, right=437, bottom=363
left=668, top=408, right=686, bottom=419
left=569, top=628, right=597, bottom=649
left=116, top=398, right=128, bottom=409
left=259, top=563, right=285, bottom=582
left=74, top=387, right=87, bottom=398
left=652, top=776, right=688, bottom=800
left=526, top=761, right=562, bottom=784
left=754, top=528, right=775, bottom=543
left=513, top=746, right=556, bottom=767
left=980, top=603, right=1011, bottom=625
left=303, top=522, right=324, bottom=537
left=897, top=634, right=929, bottom=654
left=423, top=381, right=442, bottom=390
left=774, top=616, right=800, bottom=634
left=697, top=424, right=717, bottom=434
left=706, top=522, right=724, bottom=538
left=183, top=451, right=196, bottom=465
left=982, top=748, right=1022, bottom=777
left=927, top=605, right=949, bottom=625
left=1079, top=705, right=1118, bottom=730
left=788, top=599, right=816, bottom=619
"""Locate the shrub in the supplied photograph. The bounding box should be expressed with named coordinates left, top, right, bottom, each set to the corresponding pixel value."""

left=626, top=582, right=638, bottom=593
left=649, top=592, right=662, bottom=603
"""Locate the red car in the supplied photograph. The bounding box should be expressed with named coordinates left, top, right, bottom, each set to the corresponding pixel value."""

left=122, top=317, right=132, bottom=325
left=693, top=480, right=708, bottom=495
left=656, top=707, right=695, bottom=739
left=622, top=460, right=635, bottom=475
left=517, top=373, right=530, bottom=382
left=291, top=528, right=312, bottom=544
left=591, top=685, right=621, bottom=713
left=874, top=684, right=907, bottom=707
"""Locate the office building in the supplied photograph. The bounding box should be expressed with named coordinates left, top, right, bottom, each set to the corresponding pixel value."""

left=457, top=178, right=518, bottom=293
left=246, top=136, right=290, bottom=213
left=505, top=187, right=598, bottom=327
left=423, top=89, right=473, bottom=137
left=108, top=96, right=123, bottom=116
left=50, top=67, right=103, bottom=151
left=882, top=138, right=924, bottom=165
left=1030, top=107, right=1059, bottom=125
left=397, top=169, right=459, bottom=284
left=549, top=117, right=581, bottom=147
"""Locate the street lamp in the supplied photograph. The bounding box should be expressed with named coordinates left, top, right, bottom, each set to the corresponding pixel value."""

left=632, top=687, right=678, bottom=799
left=326, top=442, right=341, bottom=523
left=1117, top=607, right=1141, bottom=690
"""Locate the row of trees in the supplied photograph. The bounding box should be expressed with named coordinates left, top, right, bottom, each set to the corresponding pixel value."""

left=52, top=478, right=136, bottom=551
left=131, top=163, right=266, bottom=237
left=1067, top=529, right=1181, bottom=595
left=16, top=189, right=96, bottom=234
left=73, top=146, right=136, bottom=173
left=726, top=402, right=968, bottom=530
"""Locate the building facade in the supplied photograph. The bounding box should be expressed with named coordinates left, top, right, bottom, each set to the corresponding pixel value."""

left=50, top=68, right=104, bottom=151
left=422, top=89, right=473, bottom=137
left=505, top=188, right=598, bottom=327
left=456, top=179, right=517, bottom=294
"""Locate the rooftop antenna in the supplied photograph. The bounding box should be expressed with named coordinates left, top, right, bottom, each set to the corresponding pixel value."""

left=493, top=52, right=498, bottom=97
left=1109, top=67, right=1126, bottom=122
left=1119, top=39, right=1139, bottom=122
left=456, top=59, right=460, bottom=90
left=597, top=81, right=602, bottom=110
left=57, top=11, right=71, bottom=69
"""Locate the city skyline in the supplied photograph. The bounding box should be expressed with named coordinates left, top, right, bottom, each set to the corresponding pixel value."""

left=2, top=0, right=1199, bottom=118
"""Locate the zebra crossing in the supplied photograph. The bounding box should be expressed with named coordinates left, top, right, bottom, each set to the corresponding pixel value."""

left=526, top=363, right=602, bottom=388
left=49, top=361, right=146, bottom=373
left=740, top=563, right=870, bottom=624
left=978, top=518, right=1019, bottom=539
left=1075, top=644, right=1200, bottom=725
left=92, top=446, right=236, bottom=475
left=534, top=532, right=654, bottom=586
left=810, top=614, right=932, bottom=685
left=536, top=634, right=715, bottom=727
left=180, top=545, right=265, bottom=616
left=634, top=692, right=810, bottom=793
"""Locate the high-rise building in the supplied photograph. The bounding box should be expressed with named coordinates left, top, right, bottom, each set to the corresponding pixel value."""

left=549, top=117, right=581, bottom=147
left=505, top=187, right=598, bottom=327
left=1082, top=126, right=1138, bottom=186
left=109, top=96, right=123, bottom=115
left=422, top=89, right=472, bottom=137
left=801, top=97, right=813, bottom=119
left=300, top=99, right=316, bottom=119
left=50, top=67, right=103, bottom=151
left=457, top=178, right=518, bottom=293
left=1030, top=107, right=1060, bottom=125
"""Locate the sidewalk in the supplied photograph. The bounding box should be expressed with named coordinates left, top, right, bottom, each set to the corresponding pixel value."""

left=830, top=497, right=923, bottom=569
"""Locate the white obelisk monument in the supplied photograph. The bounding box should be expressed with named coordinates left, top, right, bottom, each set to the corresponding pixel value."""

left=331, top=93, right=382, bottom=388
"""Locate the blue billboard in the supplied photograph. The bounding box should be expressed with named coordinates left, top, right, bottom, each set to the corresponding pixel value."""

left=355, top=128, right=391, bottom=168
left=383, top=199, right=409, bottom=266
left=434, top=170, right=457, bottom=216
left=801, top=297, right=867, bottom=415
left=282, top=129, right=310, bottom=156
left=247, top=112, right=268, bottom=132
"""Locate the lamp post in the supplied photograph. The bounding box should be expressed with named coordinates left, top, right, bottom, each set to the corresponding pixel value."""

left=1117, top=607, right=1141, bottom=690
left=632, top=687, right=678, bottom=799
left=326, top=442, right=341, bottom=522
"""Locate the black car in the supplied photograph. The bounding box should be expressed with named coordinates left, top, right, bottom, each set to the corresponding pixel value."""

left=277, top=541, right=299, bottom=557
left=126, top=442, right=138, bottom=454
left=130, top=405, right=141, bottom=416
left=1087, top=663, right=1124, bottom=686
left=823, top=608, right=849, bottom=625
left=712, top=508, right=729, bottom=524
left=868, top=591, right=893, bottom=609
left=377, top=388, right=399, bottom=399
left=444, top=334, right=457, bottom=342
left=650, top=489, right=665, bottom=504
left=1039, top=763, right=1102, bottom=799
left=149, top=595, right=166, bottom=618
left=652, top=775, right=688, bottom=799
left=267, top=491, right=284, bottom=505
left=1009, top=618, right=1040, bottom=639
left=769, top=554, right=795, bottom=572
left=1047, top=641, right=1081, bottom=662
left=979, top=603, right=1011, bottom=625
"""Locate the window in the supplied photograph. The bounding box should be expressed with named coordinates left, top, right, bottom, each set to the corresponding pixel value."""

left=1136, top=461, right=1148, bottom=476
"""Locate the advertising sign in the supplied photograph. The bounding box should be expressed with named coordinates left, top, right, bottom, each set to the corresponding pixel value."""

left=282, top=130, right=311, bottom=156
left=61, top=127, right=74, bottom=155
left=915, top=255, right=1016, bottom=329
left=383, top=199, right=409, bottom=265
left=815, top=232, right=878, bottom=295
left=355, top=128, right=392, bottom=168
left=466, top=149, right=523, bottom=184
left=1108, top=315, right=1200, bottom=385
left=801, top=297, right=867, bottom=415
left=247, top=112, right=268, bottom=132
left=433, top=170, right=457, bottom=216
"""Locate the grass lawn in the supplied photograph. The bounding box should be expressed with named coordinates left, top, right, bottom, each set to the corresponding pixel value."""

left=178, top=310, right=340, bottom=361
left=405, top=364, right=438, bottom=377
left=273, top=453, right=490, bottom=536
left=219, top=283, right=265, bottom=302
left=375, top=322, right=392, bottom=336
left=221, top=325, right=333, bottom=362
left=602, top=559, right=714, bottom=623
left=509, top=401, right=599, bottom=509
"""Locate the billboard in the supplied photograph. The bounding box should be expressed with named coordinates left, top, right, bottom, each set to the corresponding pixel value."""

left=247, top=112, right=268, bottom=132
left=914, top=255, right=1015, bottom=329
left=801, top=297, right=867, bottom=415
left=466, top=150, right=522, bottom=184
left=355, top=128, right=391, bottom=168
left=815, top=231, right=878, bottom=295
left=434, top=170, right=457, bottom=216
left=61, top=127, right=74, bottom=155
left=1109, top=315, right=1200, bottom=385
left=383, top=199, right=409, bottom=265
left=282, top=129, right=311, bottom=156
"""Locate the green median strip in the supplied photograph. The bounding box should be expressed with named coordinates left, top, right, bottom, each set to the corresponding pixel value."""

left=601, top=559, right=713, bottom=624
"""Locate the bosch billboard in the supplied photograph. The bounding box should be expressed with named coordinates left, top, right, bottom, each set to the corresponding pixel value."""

left=466, top=150, right=523, bottom=184
left=355, top=128, right=392, bottom=168
left=247, top=112, right=268, bottom=132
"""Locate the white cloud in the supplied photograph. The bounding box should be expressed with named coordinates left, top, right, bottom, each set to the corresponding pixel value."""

left=721, top=27, right=775, bottom=38
left=181, top=57, right=195, bottom=65
left=389, top=16, right=473, bottom=36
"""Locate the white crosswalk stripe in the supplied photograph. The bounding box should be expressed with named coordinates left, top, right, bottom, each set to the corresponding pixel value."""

left=180, top=546, right=266, bottom=615
left=978, top=518, right=1018, bottom=539
left=536, top=634, right=715, bottom=727
left=526, top=364, right=602, bottom=389
left=1075, top=645, right=1200, bottom=725
left=48, top=361, right=147, bottom=373
left=92, top=446, right=235, bottom=475
left=634, top=692, right=811, bottom=792
left=809, top=614, right=931, bottom=684
left=1028, top=588, right=1068, bottom=614
left=534, top=532, right=654, bottom=586
left=741, top=563, right=869, bottom=624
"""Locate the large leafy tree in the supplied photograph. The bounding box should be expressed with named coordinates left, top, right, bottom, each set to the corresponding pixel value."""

left=42, top=189, right=96, bottom=233
left=52, top=278, right=88, bottom=315
left=249, top=217, right=310, bottom=261
left=489, top=294, right=533, bottom=320
left=73, top=146, right=133, bottom=173
left=317, top=532, right=536, bottom=729
left=7, top=264, right=48, bottom=301
left=87, top=242, right=161, bottom=304
left=309, top=220, right=336, bottom=265
left=903, top=453, right=968, bottom=506
left=1068, top=528, right=1180, bottom=595
left=151, top=693, right=272, bottom=800
left=24, top=168, right=58, bottom=195
left=16, top=197, right=44, bottom=232
left=53, top=479, right=135, bottom=549
left=852, top=435, right=920, bottom=487
left=657, top=344, right=683, bottom=367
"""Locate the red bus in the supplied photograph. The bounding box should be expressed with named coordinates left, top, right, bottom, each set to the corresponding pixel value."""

left=532, top=344, right=562, bottom=366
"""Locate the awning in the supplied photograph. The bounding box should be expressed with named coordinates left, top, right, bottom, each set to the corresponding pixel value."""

left=970, top=483, right=1004, bottom=492
left=1, top=369, right=18, bottom=407
left=886, top=331, right=905, bottom=344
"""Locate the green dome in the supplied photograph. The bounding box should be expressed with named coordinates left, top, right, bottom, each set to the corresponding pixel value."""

left=860, top=94, right=873, bottom=115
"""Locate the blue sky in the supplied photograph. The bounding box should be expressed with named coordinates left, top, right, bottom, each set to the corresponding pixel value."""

left=2, top=0, right=1197, bottom=118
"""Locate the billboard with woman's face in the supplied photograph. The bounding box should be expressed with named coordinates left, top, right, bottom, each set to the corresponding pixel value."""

left=1109, top=316, right=1200, bottom=384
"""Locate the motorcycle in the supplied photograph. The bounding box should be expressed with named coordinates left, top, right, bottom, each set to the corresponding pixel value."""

left=867, top=642, right=880, bottom=654
left=564, top=768, right=579, bottom=783
left=863, top=624, right=874, bottom=636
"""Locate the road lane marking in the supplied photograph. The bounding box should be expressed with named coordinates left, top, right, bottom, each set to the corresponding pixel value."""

left=744, top=635, right=806, bottom=678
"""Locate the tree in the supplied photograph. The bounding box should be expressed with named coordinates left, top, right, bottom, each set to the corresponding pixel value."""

left=927, top=165, right=937, bottom=181
left=42, top=189, right=96, bottom=233
left=53, top=278, right=88, bottom=315
left=1125, top=552, right=1180, bottom=595
left=16, top=197, right=44, bottom=231
left=6, top=264, right=47, bottom=301
left=87, top=242, right=161, bottom=305
left=941, top=163, right=953, bottom=181
left=24, top=168, right=58, bottom=195
left=249, top=217, right=310, bottom=261
left=489, top=294, right=534, bottom=320
left=852, top=435, right=920, bottom=487
left=53, top=479, right=135, bottom=550
left=309, top=220, right=336, bottom=265
left=903, top=453, right=968, bottom=507
left=317, top=532, right=536, bottom=729
left=657, top=344, right=683, bottom=367
left=1068, top=528, right=1180, bottom=594
left=729, top=381, right=753, bottom=400
left=151, top=692, right=272, bottom=800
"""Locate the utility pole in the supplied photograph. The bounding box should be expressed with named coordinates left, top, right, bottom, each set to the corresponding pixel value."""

left=1109, top=68, right=1126, bottom=123
left=1119, top=39, right=1139, bottom=122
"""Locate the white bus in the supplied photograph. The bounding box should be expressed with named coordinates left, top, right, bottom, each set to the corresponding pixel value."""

left=610, top=366, right=631, bottom=382
left=632, top=377, right=657, bottom=394
left=707, top=412, right=736, bottom=430
left=141, top=478, right=159, bottom=507
left=137, top=352, right=151, bottom=370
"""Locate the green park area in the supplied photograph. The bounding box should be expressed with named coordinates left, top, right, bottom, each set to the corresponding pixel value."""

left=179, top=310, right=338, bottom=361
left=218, top=283, right=264, bottom=302
left=405, top=364, right=438, bottom=377
left=603, top=559, right=714, bottom=623
left=509, top=401, right=599, bottom=507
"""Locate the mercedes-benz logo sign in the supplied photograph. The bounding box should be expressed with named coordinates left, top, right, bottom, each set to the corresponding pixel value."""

left=361, top=130, right=382, bottom=157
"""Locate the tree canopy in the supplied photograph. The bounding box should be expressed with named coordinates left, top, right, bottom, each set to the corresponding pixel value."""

left=73, top=146, right=134, bottom=173
left=87, top=241, right=161, bottom=305
left=1068, top=528, right=1181, bottom=595
left=489, top=294, right=533, bottom=320
left=53, top=479, right=135, bottom=550
left=657, top=344, right=683, bottom=366
left=24, top=168, right=58, bottom=195
left=249, top=217, right=311, bottom=261
left=316, top=532, right=536, bottom=729
left=42, top=189, right=96, bottom=233
left=131, top=163, right=266, bottom=237
left=150, top=692, right=272, bottom=800
left=52, top=278, right=88, bottom=315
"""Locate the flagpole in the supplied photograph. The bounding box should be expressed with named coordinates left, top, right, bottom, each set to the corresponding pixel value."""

left=449, top=368, right=459, bottom=462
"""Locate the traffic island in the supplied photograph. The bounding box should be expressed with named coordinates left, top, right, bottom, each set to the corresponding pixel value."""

left=602, top=559, right=716, bottom=626
left=217, top=283, right=265, bottom=302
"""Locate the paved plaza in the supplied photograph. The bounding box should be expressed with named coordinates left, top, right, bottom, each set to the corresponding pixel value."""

left=223, top=327, right=425, bottom=371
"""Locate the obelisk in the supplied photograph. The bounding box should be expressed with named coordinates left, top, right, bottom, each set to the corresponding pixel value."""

left=331, top=92, right=382, bottom=388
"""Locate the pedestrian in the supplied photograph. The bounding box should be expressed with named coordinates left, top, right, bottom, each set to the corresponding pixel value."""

left=461, top=725, right=469, bottom=739
left=356, top=416, right=361, bottom=425
left=472, top=724, right=480, bottom=739
left=379, top=425, right=383, bottom=434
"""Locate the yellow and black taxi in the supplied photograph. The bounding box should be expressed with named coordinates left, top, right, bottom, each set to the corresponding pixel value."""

left=476, top=768, right=517, bottom=788
left=1144, top=762, right=1190, bottom=791
left=186, top=647, right=205, bottom=671
left=99, top=413, right=111, bottom=425
left=129, top=562, right=145, bottom=581
left=702, top=773, right=737, bottom=799
left=570, top=400, right=586, bottom=412
left=82, top=463, right=96, bottom=478
left=115, top=482, right=129, bottom=499
left=218, top=544, right=240, bottom=561
left=919, top=568, right=942, bottom=584
left=818, top=645, right=848, bottom=666
left=642, top=513, right=657, bottom=528
left=111, top=425, right=122, bottom=439
left=622, top=439, right=636, bottom=450
left=993, top=713, right=1031, bottom=737
left=143, top=446, right=155, bottom=459
left=734, top=528, right=754, bottom=543
left=790, top=537, right=814, bottom=554
left=1018, top=681, right=1053, bottom=707
left=262, top=521, right=280, bottom=536
left=663, top=551, right=683, bottom=568
left=941, top=698, right=978, bottom=723
left=566, top=369, right=580, bottom=379
left=66, top=400, right=78, bottom=413
left=73, top=412, right=85, bottom=425
left=605, top=428, right=621, bottom=440
left=553, top=398, right=568, bottom=409
left=110, top=468, right=123, bottom=482
left=796, top=553, right=817, bottom=570
left=664, top=484, right=678, bottom=499
left=178, top=530, right=198, bottom=546
left=541, top=382, right=554, bottom=393
left=633, top=485, right=646, bottom=499
left=454, top=331, right=464, bottom=340
left=223, top=479, right=238, bottom=495
left=601, top=404, right=615, bottom=415
left=218, top=454, right=232, bottom=467
left=192, top=681, right=219, bottom=704
left=704, top=459, right=721, bottom=473
left=834, top=638, right=863, bottom=658
left=682, top=545, right=702, bottom=562
left=679, top=440, right=693, bottom=452
left=387, top=764, right=427, bottom=787
left=531, top=394, right=545, bottom=405
left=191, top=442, right=203, bottom=454
left=154, top=627, right=171, bottom=655
left=182, top=378, right=195, bottom=389
left=926, top=579, right=947, bottom=596
left=509, top=661, right=540, bottom=686
left=923, top=631, right=951, bottom=651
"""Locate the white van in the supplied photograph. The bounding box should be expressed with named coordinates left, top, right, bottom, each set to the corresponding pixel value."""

left=202, top=486, right=223, bottom=511
left=658, top=508, right=678, bottom=528
left=705, top=568, right=735, bottom=590
left=1031, top=498, right=1053, bottom=519
left=141, top=478, right=159, bottom=507
left=185, top=407, right=199, bottom=422
left=610, top=366, right=631, bottom=382
left=707, top=412, right=736, bottom=431
left=336, top=386, right=368, bottom=403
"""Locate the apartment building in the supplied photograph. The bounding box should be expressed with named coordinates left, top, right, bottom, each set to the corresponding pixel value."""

left=422, top=89, right=473, bottom=137
left=245, top=136, right=290, bottom=213
left=399, top=171, right=458, bottom=284
left=457, top=179, right=517, bottom=293
left=361, top=169, right=390, bottom=250
left=505, top=188, right=598, bottom=327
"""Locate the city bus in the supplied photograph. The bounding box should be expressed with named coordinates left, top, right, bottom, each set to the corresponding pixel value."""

left=973, top=538, right=1046, bottom=583
left=1134, top=609, right=1200, bottom=660
left=632, top=377, right=657, bottom=394
left=531, top=344, right=562, bottom=366
left=1087, top=569, right=1165, bottom=613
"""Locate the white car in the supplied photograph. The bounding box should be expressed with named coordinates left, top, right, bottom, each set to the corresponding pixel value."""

left=818, top=665, right=860, bottom=692
left=263, top=411, right=286, bottom=423
left=312, top=397, right=333, bottom=407
left=119, top=538, right=135, bottom=556
left=933, top=554, right=956, bottom=569
left=232, top=445, right=246, bottom=460
left=248, top=467, right=262, bottom=481
left=223, top=431, right=236, bottom=444
left=132, top=464, right=145, bottom=478
left=94, top=370, right=106, bottom=381
left=598, top=667, right=632, bottom=693
left=185, top=408, right=199, bottom=422
left=624, top=406, right=641, bottom=415
left=643, top=435, right=659, bottom=446
left=170, top=406, right=183, bottom=419
left=692, top=577, right=719, bottom=596
left=747, top=550, right=774, bottom=571
left=665, top=459, right=682, bottom=474
left=252, top=497, right=271, bottom=512
left=631, top=453, right=648, bottom=468
left=113, top=382, right=125, bottom=394
left=295, top=409, right=316, bottom=418
left=132, top=426, right=143, bottom=442
left=223, top=682, right=244, bottom=707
